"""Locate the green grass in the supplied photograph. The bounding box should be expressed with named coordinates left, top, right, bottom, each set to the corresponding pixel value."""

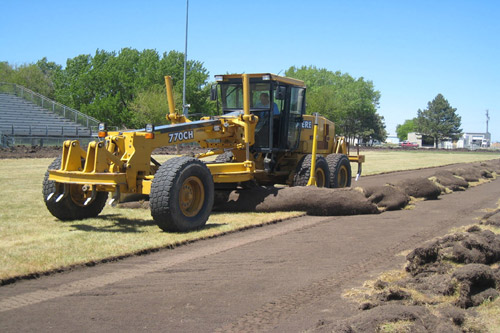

left=0, top=150, right=498, bottom=281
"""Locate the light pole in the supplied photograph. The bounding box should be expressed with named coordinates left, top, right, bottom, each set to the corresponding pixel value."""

left=182, top=0, right=190, bottom=116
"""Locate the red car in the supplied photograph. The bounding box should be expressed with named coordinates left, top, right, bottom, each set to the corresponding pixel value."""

left=399, top=141, right=419, bottom=148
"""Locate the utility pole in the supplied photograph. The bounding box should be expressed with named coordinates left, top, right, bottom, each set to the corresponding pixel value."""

left=182, top=0, right=190, bottom=116
left=486, top=109, right=490, bottom=134
left=485, top=109, right=491, bottom=148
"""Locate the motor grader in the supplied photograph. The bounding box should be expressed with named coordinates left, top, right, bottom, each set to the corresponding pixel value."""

left=43, top=73, right=364, bottom=232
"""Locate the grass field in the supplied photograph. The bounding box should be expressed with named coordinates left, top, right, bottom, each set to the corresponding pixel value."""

left=0, top=150, right=499, bottom=281
left=361, top=149, right=500, bottom=175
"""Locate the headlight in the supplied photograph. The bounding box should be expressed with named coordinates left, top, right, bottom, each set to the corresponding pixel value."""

left=98, top=123, right=107, bottom=138
left=145, top=124, right=155, bottom=139
left=98, top=123, right=107, bottom=131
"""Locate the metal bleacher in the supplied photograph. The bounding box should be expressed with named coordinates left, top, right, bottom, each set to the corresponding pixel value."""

left=0, top=83, right=100, bottom=146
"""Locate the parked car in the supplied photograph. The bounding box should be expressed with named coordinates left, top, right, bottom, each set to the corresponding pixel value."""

left=399, top=141, right=419, bottom=148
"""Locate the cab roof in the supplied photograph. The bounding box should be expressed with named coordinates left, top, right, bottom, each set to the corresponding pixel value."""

left=214, top=73, right=306, bottom=87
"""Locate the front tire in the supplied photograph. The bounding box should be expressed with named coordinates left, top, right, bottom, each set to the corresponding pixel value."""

left=150, top=156, right=214, bottom=232
left=43, top=157, right=108, bottom=220
left=292, top=154, right=330, bottom=187
left=326, top=154, right=352, bottom=188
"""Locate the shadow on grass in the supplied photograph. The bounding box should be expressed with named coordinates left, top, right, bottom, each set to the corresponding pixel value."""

left=69, top=214, right=227, bottom=234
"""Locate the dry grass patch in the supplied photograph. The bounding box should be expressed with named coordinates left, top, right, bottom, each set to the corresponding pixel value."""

left=463, top=297, right=500, bottom=332
left=0, top=158, right=303, bottom=281
left=377, top=320, right=414, bottom=332
left=361, top=150, right=499, bottom=176
left=1, top=151, right=498, bottom=281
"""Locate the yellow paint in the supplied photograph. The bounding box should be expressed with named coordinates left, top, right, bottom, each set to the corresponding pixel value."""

left=48, top=73, right=365, bottom=199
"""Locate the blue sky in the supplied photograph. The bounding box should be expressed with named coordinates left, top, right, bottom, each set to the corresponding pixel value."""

left=1, top=0, right=499, bottom=141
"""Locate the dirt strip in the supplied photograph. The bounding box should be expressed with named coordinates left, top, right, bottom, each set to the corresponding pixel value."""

left=0, top=171, right=499, bottom=332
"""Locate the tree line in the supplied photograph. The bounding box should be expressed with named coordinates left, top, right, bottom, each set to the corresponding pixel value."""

left=286, top=66, right=386, bottom=144
left=396, top=94, right=462, bottom=147
left=1, top=49, right=211, bottom=128
left=1, top=49, right=386, bottom=142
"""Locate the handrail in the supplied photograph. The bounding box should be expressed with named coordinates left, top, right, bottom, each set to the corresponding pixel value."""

left=0, top=123, right=94, bottom=137
left=0, top=82, right=100, bottom=131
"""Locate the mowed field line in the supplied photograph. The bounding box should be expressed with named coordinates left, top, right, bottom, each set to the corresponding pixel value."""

left=360, top=150, right=500, bottom=175
left=0, top=151, right=498, bottom=282
left=0, top=216, right=327, bottom=313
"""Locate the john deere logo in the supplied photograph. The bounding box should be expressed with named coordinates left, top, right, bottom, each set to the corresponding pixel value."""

left=302, top=120, right=313, bottom=129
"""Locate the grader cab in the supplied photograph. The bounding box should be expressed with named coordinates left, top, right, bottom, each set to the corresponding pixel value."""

left=44, top=73, right=364, bottom=232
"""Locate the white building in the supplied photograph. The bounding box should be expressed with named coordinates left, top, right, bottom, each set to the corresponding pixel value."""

left=406, top=132, right=491, bottom=149
left=456, top=132, right=491, bottom=149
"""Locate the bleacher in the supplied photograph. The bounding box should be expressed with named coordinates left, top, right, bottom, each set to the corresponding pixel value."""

left=0, top=93, right=93, bottom=138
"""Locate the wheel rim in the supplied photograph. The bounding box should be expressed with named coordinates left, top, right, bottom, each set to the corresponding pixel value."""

left=337, top=165, right=348, bottom=187
left=316, top=168, right=326, bottom=187
left=69, top=184, right=92, bottom=207
left=179, top=176, right=205, bottom=217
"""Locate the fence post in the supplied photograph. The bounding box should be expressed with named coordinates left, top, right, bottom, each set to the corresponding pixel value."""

left=63, top=106, right=66, bottom=118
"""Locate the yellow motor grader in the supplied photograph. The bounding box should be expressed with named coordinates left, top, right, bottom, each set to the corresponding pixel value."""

left=43, top=73, right=364, bottom=231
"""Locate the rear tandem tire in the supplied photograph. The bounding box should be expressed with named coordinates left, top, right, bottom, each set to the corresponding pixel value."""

left=42, top=157, right=108, bottom=220
left=150, top=156, right=214, bottom=232
left=292, top=154, right=330, bottom=187
left=326, top=154, right=352, bottom=188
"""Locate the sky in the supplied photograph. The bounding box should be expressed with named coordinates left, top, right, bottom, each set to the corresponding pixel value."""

left=1, top=0, right=499, bottom=141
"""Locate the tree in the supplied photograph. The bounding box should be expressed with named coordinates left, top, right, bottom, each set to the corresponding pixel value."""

left=416, top=94, right=462, bottom=148
left=0, top=62, right=15, bottom=83
left=129, top=85, right=172, bottom=127
left=285, top=65, right=385, bottom=143
left=359, top=113, right=387, bottom=143
left=396, top=118, right=417, bottom=141
left=54, top=48, right=211, bottom=128
left=0, top=61, right=57, bottom=98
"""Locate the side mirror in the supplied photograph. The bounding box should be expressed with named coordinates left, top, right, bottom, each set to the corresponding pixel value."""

left=275, top=86, right=286, bottom=100
left=210, top=85, right=218, bottom=101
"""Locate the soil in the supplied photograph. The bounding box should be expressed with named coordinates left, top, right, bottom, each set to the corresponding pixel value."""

left=361, top=185, right=410, bottom=211
left=0, top=145, right=62, bottom=159
left=483, top=210, right=500, bottom=227
left=209, top=159, right=500, bottom=214
left=1, top=157, right=500, bottom=332
left=389, top=177, right=442, bottom=199
left=313, top=222, right=500, bottom=332
left=213, top=186, right=380, bottom=215
left=432, top=170, right=470, bottom=191
left=0, top=144, right=208, bottom=159
left=2, top=143, right=498, bottom=160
